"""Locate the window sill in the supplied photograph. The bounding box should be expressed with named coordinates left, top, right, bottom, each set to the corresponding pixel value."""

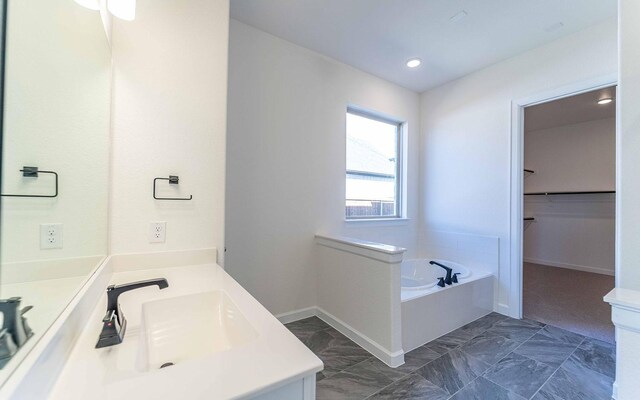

left=344, top=218, right=410, bottom=225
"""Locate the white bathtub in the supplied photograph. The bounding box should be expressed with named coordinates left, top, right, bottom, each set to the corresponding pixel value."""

left=401, top=259, right=471, bottom=291
left=400, top=258, right=494, bottom=352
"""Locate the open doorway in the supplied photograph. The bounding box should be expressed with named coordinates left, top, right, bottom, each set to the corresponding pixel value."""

left=519, top=86, right=616, bottom=342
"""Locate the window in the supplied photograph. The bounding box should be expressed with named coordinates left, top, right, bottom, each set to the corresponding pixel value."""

left=346, top=109, right=403, bottom=219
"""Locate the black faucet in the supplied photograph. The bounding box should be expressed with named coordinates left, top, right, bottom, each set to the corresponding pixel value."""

left=430, top=261, right=453, bottom=285
left=0, top=297, right=33, bottom=348
left=96, top=278, right=169, bottom=349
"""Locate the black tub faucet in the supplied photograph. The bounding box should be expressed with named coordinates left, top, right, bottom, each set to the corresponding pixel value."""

left=96, top=278, right=169, bottom=349
left=430, top=261, right=453, bottom=285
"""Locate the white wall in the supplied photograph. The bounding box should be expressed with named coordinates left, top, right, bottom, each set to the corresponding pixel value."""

left=524, top=118, right=615, bottom=275
left=226, top=20, right=420, bottom=316
left=525, top=118, right=616, bottom=193
left=619, top=0, right=640, bottom=292
left=109, top=0, right=229, bottom=260
left=603, top=3, right=640, bottom=398
left=420, top=18, right=617, bottom=315
left=1, top=0, right=111, bottom=263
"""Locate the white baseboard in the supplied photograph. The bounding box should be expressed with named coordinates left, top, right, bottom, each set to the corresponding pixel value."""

left=612, top=380, right=618, bottom=399
left=275, top=306, right=405, bottom=368
left=524, top=257, right=614, bottom=276
left=275, top=307, right=317, bottom=324
left=496, top=303, right=510, bottom=317
left=316, top=307, right=404, bottom=368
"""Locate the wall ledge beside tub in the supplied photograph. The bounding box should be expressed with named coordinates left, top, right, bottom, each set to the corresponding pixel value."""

left=314, top=235, right=405, bottom=367
left=314, top=235, right=407, bottom=264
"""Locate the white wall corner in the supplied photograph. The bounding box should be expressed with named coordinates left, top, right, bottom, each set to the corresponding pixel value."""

left=275, top=307, right=318, bottom=325
left=497, top=302, right=510, bottom=316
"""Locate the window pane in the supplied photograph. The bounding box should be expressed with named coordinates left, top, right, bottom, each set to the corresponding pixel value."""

left=346, top=112, right=399, bottom=218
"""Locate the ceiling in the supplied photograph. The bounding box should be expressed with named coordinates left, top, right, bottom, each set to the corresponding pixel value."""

left=525, top=86, right=616, bottom=132
left=230, top=0, right=617, bottom=93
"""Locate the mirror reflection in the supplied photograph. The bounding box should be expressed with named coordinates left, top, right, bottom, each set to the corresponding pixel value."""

left=0, top=0, right=110, bottom=380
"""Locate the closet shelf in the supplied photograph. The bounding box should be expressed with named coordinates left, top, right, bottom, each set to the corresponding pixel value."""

left=524, top=190, right=615, bottom=196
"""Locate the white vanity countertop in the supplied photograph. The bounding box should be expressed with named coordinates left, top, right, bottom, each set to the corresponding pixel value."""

left=48, top=263, right=323, bottom=400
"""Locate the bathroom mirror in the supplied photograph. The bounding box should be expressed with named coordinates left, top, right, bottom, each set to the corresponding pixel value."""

left=0, top=0, right=111, bottom=385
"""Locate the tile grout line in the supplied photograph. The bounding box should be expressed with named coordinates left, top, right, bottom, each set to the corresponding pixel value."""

left=363, top=332, right=477, bottom=399
left=363, top=317, right=498, bottom=399
left=476, top=325, right=546, bottom=399
left=289, top=318, right=372, bottom=381
left=362, top=343, right=460, bottom=400
left=460, top=317, right=591, bottom=399
left=362, top=374, right=411, bottom=400
left=297, top=316, right=457, bottom=399
left=571, top=337, right=617, bottom=379
left=308, top=315, right=590, bottom=400
left=445, top=375, right=481, bottom=400
left=389, top=315, right=520, bottom=399
left=455, top=321, right=547, bottom=399
left=527, top=336, right=587, bottom=400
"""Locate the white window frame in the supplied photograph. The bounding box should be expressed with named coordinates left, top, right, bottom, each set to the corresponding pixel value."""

left=345, top=107, right=405, bottom=220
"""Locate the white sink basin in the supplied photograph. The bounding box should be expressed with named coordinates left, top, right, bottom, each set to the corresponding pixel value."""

left=139, top=291, right=258, bottom=370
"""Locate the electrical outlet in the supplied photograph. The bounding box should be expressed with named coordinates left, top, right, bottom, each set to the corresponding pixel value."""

left=149, top=221, right=166, bottom=243
left=40, top=223, right=63, bottom=249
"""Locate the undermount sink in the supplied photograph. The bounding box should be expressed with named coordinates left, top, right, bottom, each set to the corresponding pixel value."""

left=138, top=291, right=258, bottom=371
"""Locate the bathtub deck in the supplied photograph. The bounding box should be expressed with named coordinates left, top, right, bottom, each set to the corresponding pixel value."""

left=285, top=313, right=615, bottom=400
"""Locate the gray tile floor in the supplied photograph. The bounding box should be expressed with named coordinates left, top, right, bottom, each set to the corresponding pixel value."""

left=285, top=313, right=615, bottom=400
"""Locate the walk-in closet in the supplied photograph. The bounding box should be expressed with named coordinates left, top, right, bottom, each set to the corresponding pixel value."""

left=523, top=87, right=616, bottom=343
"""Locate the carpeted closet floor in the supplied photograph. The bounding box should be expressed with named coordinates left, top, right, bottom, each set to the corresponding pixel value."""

left=523, top=262, right=615, bottom=343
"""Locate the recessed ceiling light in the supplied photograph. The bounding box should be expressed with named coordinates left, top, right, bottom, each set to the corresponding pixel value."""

left=406, top=58, right=422, bottom=68
left=450, top=11, right=468, bottom=23
left=598, top=98, right=613, bottom=105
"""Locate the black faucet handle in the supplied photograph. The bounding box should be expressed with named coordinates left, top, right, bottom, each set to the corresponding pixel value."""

left=452, top=273, right=461, bottom=283
left=102, top=309, right=116, bottom=323
left=96, top=310, right=126, bottom=348
left=437, top=277, right=446, bottom=288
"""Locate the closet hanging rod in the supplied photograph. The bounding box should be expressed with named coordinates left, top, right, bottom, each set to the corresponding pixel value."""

left=523, top=217, right=535, bottom=221
left=524, top=190, right=615, bottom=196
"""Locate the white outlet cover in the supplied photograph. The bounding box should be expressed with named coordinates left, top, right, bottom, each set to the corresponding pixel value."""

left=40, top=223, right=63, bottom=249
left=149, top=222, right=166, bottom=243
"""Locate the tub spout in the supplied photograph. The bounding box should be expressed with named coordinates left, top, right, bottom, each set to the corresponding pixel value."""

left=430, top=261, right=453, bottom=285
